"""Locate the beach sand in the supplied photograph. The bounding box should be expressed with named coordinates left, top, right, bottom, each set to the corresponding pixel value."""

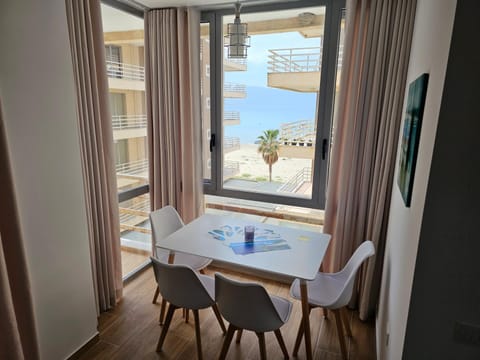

left=224, top=144, right=312, bottom=182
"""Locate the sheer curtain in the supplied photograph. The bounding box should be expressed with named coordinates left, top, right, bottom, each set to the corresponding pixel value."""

left=0, top=100, right=40, bottom=359
left=145, top=7, right=204, bottom=223
left=65, top=0, right=122, bottom=312
left=323, top=0, right=417, bottom=320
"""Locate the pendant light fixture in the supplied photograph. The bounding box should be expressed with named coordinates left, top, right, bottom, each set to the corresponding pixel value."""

left=224, top=2, right=250, bottom=59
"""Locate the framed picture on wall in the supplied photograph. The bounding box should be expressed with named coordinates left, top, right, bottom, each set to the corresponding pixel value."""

left=397, top=73, right=429, bottom=207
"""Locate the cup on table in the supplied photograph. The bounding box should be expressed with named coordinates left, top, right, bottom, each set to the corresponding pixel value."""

left=244, top=225, right=255, bottom=242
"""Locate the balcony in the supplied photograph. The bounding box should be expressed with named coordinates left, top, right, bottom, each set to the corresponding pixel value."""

left=112, top=114, right=147, bottom=140
left=277, top=167, right=312, bottom=196
left=224, top=56, right=248, bottom=72
left=267, top=47, right=321, bottom=92
left=224, top=82, right=247, bottom=98
left=224, top=111, right=240, bottom=126
left=107, top=60, right=145, bottom=91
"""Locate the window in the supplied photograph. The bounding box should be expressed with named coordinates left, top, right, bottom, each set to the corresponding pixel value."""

left=101, top=3, right=150, bottom=278
left=201, top=0, right=345, bottom=209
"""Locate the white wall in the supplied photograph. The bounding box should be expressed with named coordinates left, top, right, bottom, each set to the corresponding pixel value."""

left=0, top=0, right=98, bottom=359
left=376, top=0, right=457, bottom=359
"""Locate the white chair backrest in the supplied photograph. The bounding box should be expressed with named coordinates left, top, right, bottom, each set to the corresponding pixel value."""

left=149, top=206, right=184, bottom=258
left=151, top=257, right=213, bottom=309
left=215, top=273, right=285, bottom=333
left=331, top=240, right=375, bottom=308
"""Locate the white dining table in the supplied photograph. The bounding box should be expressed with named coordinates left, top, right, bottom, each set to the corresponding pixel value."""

left=157, top=213, right=330, bottom=360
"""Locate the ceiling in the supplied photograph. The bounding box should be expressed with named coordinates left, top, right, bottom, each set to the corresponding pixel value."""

left=102, top=1, right=325, bottom=26
left=133, top=0, right=294, bottom=10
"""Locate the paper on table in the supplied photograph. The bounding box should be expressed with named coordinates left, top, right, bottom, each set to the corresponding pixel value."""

left=208, top=224, right=291, bottom=255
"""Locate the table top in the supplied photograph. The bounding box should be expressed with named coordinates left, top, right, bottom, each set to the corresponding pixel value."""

left=157, top=213, right=331, bottom=281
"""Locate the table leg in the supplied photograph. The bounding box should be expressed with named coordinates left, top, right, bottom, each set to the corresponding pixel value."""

left=300, top=280, right=313, bottom=360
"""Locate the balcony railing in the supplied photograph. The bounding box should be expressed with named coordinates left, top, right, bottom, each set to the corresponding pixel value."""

left=278, top=167, right=312, bottom=193
left=224, top=136, right=240, bottom=152
left=116, top=159, right=148, bottom=178
left=223, top=160, right=240, bottom=179
left=268, top=47, right=322, bottom=73
left=224, top=82, right=246, bottom=94
left=224, top=111, right=240, bottom=123
left=106, top=60, right=145, bottom=81
left=112, top=114, right=147, bottom=130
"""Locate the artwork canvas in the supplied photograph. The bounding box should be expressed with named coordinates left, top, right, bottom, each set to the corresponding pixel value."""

left=397, top=73, right=429, bottom=207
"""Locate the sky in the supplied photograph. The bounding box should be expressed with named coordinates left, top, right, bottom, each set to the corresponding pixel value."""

left=224, top=31, right=321, bottom=144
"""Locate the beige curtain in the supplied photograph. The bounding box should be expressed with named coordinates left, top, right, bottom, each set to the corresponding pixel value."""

left=0, top=100, right=40, bottom=359
left=323, top=0, right=417, bottom=320
left=65, top=0, right=122, bottom=312
left=145, top=7, right=204, bottom=224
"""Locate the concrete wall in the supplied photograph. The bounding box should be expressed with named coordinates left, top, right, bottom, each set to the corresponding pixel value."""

left=376, top=0, right=457, bottom=359
left=0, top=0, right=98, bottom=359
left=402, top=0, right=480, bottom=358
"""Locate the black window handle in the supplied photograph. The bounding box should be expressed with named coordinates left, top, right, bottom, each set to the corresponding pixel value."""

left=322, top=138, right=328, bottom=160
left=210, top=133, right=216, bottom=152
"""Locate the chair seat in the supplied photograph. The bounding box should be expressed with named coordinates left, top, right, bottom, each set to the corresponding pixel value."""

left=290, top=273, right=345, bottom=308
left=156, top=249, right=212, bottom=271
left=271, top=295, right=292, bottom=323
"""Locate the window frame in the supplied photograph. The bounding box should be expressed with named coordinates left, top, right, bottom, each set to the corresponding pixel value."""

left=201, top=0, right=345, bottom=209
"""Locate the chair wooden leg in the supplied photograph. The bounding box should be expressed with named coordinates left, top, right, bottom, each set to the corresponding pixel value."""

left=256, top=332, right=267, bottom=360
left=156, top=304, right=177, bottom=352
left=333, top=310, right=348, bottom=360
left=292, top=320, right=304, bottom=357
left=218, top=324, right=236, bottom=360
left=185, top=308, right=190, bottom=323
left=274, top=329, right=289, bottom=359
left=152, top=286, right=160, bottom=304
left=299, top=281, right=313, bottom=360
left=341, top=307, right=352, bottom=337
left=293, top=305, right=311, bottom=356
left=159, top=298, right=167, bottom=325
left=193, top=309, right=203, bottom=360
left=211, top=304, right=227, bottom=334
left=236, top=329, right=243, bottom=343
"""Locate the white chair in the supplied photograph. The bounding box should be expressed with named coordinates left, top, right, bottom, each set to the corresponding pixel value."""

left=215, top=273, right=292, bottom=360
left=151, top=258, right=226, bottom=360
left=290, top=240, right=375, bottom=360
left=150, top=206, right=212, bottom=322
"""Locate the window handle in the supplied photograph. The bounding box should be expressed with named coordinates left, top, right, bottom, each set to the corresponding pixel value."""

left=322, top=138, right=328, bottom=160
left=210, top=133, right=216, bottom=152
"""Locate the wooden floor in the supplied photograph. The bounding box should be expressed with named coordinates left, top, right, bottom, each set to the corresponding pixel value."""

left=79, top=266, right=376, bottom=360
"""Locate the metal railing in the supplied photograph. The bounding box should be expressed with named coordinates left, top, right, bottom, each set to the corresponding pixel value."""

left=112, top=114, right=147, bottom=130
left=224, top=136, right=240, bottom=152
left=116, top=159, right=149, bottom=178
left=223, top=160, right=240, bottom=179
left=268, top=47, right=322, bottom=73
left=278, top=167, right=312, bottom=193
left=224, top=111, right=240, bottom=123
left=106, top=60, right=145, bottom=81
left=119, top=195, right=151, bottom=224
left=224, top=82, right=246, bottom=94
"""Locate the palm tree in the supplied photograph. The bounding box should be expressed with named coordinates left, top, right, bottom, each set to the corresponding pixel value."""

left=257, top=129, right=280, bottom=182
